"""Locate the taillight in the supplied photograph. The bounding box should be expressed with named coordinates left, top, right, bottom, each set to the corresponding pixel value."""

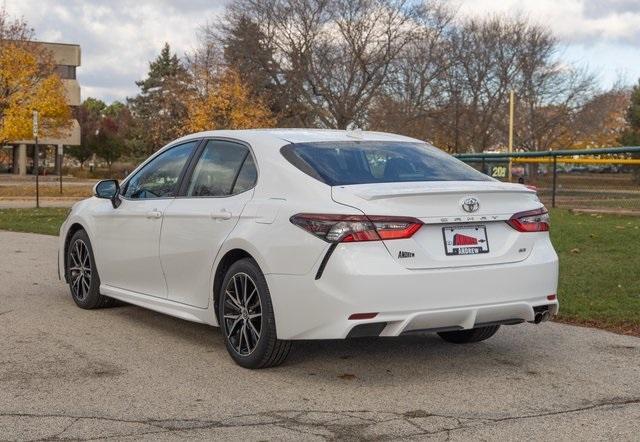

left=507, top=208, right=550, bottom=232
left=290, top=213, right=422, bottom=243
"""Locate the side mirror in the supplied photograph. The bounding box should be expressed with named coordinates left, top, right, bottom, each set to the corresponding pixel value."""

left=93, top=179, right=120, bottom=208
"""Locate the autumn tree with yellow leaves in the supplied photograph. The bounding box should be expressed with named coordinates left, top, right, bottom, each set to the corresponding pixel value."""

left=126, top=44, right=274, bottom=156
left=186, top=69, right=274, bottom=132
left=0, top=9, right=71, bottom=143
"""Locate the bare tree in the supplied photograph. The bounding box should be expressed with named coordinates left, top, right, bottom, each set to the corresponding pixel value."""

left=0, top=7, right=34, bottom=41
left=213, top=0, right=431, bottom=129
left=368, top=2, right=455, bottom=145
left=571, top=85, right=630, bottom=148
left=374, top=15, right=597, bottom=153
left=197, top=2, right=598, bottom=153
left=514, top=24, right=596, bottom=151
left=185, top=32, right=225, bottom=99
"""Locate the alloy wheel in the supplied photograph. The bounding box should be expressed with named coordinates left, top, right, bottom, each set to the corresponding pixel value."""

left=69, top=239, right=92, bottom=301
left=223, top=272, right=262, bottom=356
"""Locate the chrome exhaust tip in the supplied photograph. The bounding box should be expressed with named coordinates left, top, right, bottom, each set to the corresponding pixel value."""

left=533, top=310, right=551, bottom=324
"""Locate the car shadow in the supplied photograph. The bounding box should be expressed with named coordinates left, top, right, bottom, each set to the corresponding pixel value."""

left=104, top=302, right=546, bottom=383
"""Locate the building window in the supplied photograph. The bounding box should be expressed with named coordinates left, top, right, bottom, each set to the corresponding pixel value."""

left=54, top=65, right=76, bottom=80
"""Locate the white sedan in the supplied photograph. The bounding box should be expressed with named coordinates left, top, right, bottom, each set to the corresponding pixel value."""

left=58, top=129, right=559, bottom=368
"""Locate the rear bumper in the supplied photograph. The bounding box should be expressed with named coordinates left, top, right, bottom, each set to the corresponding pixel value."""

left=267, top=236, right=559, bottom=340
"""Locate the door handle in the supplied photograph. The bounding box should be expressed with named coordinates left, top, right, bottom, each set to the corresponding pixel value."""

left=210, top=209, right=232, bottom=220
left=146, top=210, right=162, bottom=219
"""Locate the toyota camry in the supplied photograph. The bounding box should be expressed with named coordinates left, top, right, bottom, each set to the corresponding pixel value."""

left=58, top=129, right=559, bottom=368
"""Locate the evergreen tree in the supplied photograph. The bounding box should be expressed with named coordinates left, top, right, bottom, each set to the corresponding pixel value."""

left=128, top=43, right=191, bottom=154
left=221, top=16, right=315, bottom=126
left=223, top=16, right=274, bottom=97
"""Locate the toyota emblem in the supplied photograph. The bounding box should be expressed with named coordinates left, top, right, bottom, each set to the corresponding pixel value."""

left=461, top=197, right=480, bottom=213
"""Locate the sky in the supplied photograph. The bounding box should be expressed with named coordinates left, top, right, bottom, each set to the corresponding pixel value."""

left=4, top=0, right=640, bottom=103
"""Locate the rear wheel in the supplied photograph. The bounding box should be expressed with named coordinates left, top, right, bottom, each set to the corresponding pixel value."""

left=437, top=325, right=500, bottom=344
left=219, top=258, right=291, bottom=369
left=66, top=230, right=115, bottom=309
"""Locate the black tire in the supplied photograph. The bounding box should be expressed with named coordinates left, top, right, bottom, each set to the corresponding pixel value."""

left=437, top=325, right=500, bottom=344
left=66, top=230, right=115, bottom=309
left=218, top=258, right=291, bottom=369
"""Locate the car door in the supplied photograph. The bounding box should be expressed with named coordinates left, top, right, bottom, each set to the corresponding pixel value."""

left=92, top=141, right=199, bottom=297
left=159, top=139, right=258, bottom=308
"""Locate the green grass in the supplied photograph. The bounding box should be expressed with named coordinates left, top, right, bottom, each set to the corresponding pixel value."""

left=550, top=209, right=640, bottom=335
left=0, top=208, right=70, bottom=236
left=0, top=207, right=638, bottom=335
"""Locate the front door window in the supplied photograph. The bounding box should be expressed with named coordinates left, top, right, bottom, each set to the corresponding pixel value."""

left=124, top=141, right=198, bottom=199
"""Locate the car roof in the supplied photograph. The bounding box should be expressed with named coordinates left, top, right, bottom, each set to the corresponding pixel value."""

left=172, top=128, right=421, bottom=146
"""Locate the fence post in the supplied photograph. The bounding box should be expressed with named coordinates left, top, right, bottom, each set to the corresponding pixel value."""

left=551, top=155, right=557, bottom=209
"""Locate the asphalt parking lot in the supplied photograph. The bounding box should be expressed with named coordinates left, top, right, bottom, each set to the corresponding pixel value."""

left=1, top=230, right=639, bottom=441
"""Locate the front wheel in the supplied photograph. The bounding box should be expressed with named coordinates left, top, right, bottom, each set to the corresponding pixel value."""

left=219, top=258, right=291, bottom=369
left=437, top=325, right=500, bottom=344
left=66, top=230, right=115, bottom=309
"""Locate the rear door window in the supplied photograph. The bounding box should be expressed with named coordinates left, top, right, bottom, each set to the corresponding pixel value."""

left=232, top=153, right=257, bottom=194
left=187, top=140, right=255, bottom=197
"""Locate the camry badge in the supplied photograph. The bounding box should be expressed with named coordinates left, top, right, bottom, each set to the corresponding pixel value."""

left=461, top=197, right=480, bottom=213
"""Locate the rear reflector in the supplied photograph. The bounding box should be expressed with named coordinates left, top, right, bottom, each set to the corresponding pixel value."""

left=547, top=294, right=557, bottom=301
left=507, top=207, right=550, bottom=232
left=290, top=213, right=422, bottom=243
left=348, top=312, right=379, bottom=320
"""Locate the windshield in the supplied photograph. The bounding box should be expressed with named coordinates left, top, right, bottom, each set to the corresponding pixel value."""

left=281, top=141, right=493, bottom=186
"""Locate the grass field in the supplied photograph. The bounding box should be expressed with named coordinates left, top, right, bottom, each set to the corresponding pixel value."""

left=0, top=208, right=70, bottom=236
left=549, top=209, right=640, bottom=336
left=0, top=207, right=638, bottom=336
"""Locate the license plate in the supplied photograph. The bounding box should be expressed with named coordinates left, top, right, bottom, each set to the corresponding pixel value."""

left=442, top=225, right=489, bottom=256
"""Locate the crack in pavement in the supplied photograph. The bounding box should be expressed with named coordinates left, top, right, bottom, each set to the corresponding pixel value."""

left=47, top=418, right=80, bottom=441
left=1, top=397, right=639, bottom=441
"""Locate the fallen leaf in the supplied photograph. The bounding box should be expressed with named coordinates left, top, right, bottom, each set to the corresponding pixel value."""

left=570, top=248, right=580, bottom=254
left=338, top=373, right=357, bottom=380
left=404, top=410, right=431, bottom=418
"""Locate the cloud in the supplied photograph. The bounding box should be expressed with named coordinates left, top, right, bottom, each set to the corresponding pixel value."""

left=4, top=0, right=639, bottom=100
left=454, top=0, right=640, bottom=86
left=5, top=0, right=228, bottom=102
left=455, top=0, right=640, bottom=46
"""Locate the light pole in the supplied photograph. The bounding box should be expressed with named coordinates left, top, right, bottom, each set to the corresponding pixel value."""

left=508, top=90, right=515, bottom=183
left=33, top=111, right=40, bottom=209
left=58, top=144, right=63, bottom=195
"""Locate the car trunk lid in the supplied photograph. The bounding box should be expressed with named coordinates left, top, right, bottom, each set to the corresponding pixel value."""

left=331, top=181, right=543, bottom=269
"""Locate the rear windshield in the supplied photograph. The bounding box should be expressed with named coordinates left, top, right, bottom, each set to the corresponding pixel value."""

left=281, top=141, right=492, bottom=186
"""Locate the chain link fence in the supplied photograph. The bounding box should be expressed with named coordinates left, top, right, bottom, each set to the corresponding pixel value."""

left=456, top=147, right=640, bottom=213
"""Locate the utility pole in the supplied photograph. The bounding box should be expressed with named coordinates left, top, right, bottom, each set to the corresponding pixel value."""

left=58, top=145, right=63, bottom=194
left=33, top=111, right=40, bottom=209
left=508, top=90, right=515, bottom=183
